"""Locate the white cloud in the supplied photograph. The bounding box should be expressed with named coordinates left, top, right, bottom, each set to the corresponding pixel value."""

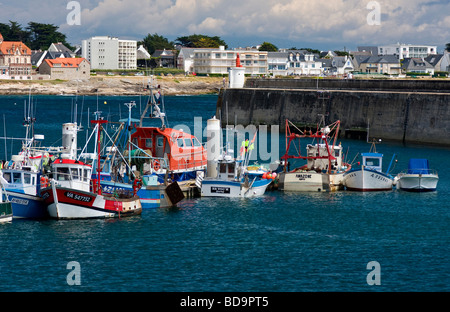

left=1, top=0, right=449, bottom=49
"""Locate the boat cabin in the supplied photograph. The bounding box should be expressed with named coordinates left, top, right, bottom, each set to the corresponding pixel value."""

left=306, top=144, right=342, bottom=171
left=215, top=154, right=240, bottom=181
left=0, top=168, right=40, bottom=194
left=50, top=159, right=92, bottom=192
left=130, top=126, right=207, bottom=172
left=361, top=152, right=383, bottom=172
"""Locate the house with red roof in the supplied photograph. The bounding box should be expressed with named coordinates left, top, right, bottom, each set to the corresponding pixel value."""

left=0, top=32, right=32, bottom=80
left=38, top=57, right=90, bottom=80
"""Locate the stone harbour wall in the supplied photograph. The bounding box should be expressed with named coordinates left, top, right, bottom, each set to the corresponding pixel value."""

left=217, top=80, right=450, bottom=146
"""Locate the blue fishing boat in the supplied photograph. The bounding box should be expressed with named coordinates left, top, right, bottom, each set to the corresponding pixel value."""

left=0, top=165, right=47, bottom=219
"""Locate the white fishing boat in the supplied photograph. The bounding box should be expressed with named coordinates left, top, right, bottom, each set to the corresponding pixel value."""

left=344, top=141, right=396, bottom=191
left=198, top=153, right=272, bottom=198
left=197, top=117, right=272, bottom=198
left=40, top=119, right=142, bottom=219
left=278, top=119, right=352, bottom=192
left=395, top=158, right=438, bottom=192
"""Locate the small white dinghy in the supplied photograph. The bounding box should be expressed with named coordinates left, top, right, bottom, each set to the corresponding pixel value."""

left=395, top=159, right=438, bottom=192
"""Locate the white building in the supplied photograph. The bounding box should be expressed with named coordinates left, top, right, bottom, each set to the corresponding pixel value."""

left=82, top=36, right=137, bottom=70
left=378, top=43, right=437, bottom=60
left=267, top=50, right=323, bottom=76
left=192, top=46, right=267, bottom=76
left=177, top=47, right=195, bottom=73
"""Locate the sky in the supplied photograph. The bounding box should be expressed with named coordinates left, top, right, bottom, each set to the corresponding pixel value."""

left=1, top=0, right=449, bottom=52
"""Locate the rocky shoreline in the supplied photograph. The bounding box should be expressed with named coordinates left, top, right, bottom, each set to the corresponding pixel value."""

left=0, top=75, right=224, bottom=96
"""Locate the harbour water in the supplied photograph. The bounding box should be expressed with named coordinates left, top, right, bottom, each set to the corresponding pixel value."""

left=0, top=94, right=449, bottom=292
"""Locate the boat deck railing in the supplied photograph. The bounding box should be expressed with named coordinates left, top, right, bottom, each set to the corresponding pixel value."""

left=398, top=168, right=439, bottom=176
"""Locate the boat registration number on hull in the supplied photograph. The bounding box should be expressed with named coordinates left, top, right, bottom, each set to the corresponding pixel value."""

left=211, top=187, right=231, bottom=194
left=296, top=174, right=312, bottom=181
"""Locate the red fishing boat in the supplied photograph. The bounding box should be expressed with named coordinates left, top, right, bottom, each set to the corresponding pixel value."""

left=40, top=119, right=142, bottom=219
left=128, top=85, right=207, bottom=183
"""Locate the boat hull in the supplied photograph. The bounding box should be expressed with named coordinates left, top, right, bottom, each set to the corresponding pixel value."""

left=41, top=186, right=142, bottom=219
left=344, top=168, right=393, bottom=191
left=5, top=191, right=47, bottom=219
left=278, top=170, right=346, bottom=192
left=100, top=180, right=174, bottom=208
left=396, top=173, right=439, bottom=192
left=200, top=179, right=271, bottom=198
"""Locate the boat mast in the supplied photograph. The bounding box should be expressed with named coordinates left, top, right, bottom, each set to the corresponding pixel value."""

left=124, top=101, right=136, bottom=167
left=91, top=118, right=108, bottom=194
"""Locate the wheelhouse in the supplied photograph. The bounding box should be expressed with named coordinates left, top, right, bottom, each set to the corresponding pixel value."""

left=361, top=152, right=383, bottom=172
left=50, top=159, right=92, bottom=192
left=130, top=127, right=207, bottom=172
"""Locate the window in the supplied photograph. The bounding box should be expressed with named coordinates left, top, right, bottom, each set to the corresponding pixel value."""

left=13, top=172, right=21, bottom=183
left=3, top=172, right=11, bottom=183
left=145, top=138, right=152, bottom=148
left=57, top=167, right=70, bottom=181
left=184, top=138, right=192, bottom=147
left=177, top=138, right=184, bottom=147
left=84, top=169, right=90, bottom=182
left=193, top=138, right=201, bottom=147
left=365, top=158, right=380, bottom=167
left=157, top=137, right=164, bottom=147
left=24, top=173, right=31, bottom=184
left=71, top=168, right=79, bottom=180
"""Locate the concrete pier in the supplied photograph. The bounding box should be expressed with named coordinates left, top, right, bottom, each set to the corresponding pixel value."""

left=217, top=78, right=450, bottom=146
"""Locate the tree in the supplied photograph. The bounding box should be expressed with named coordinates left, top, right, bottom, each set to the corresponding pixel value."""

left=334, top=50, right=350, bottom=56
left=446, top=43, right=450, bottom=52
left=258, top=42, right=278, bottom=52
left=26, top=22, right=72, bottom=50
left=0, top=21, right=73, bottom=50
left=175, top=34, right=227, bottom=49
left=0, top=21, right=30, bottom=42
left=140, top=33, right=174, bottom=55
left=300, top=47, right=321, bottom=55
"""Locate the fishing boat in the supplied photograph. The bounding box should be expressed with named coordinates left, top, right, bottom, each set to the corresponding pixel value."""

left=0, top=183, right=13, bottom=223
left=40, top=119, right=142, bottom=219
left=343, top=140, right=396, bottom=191
left=0, top=116, right=50, bottom=219
left=277, top=119, right=352, bottom=192
left=394, top=158, right=438, bottom=192
left=93, top=101, right=187, bottom=208
left=197, top=120, right=272, bottom=198
left=198, top=153, right=272, bottom=198
left=129, top=82, right=207, bottom=184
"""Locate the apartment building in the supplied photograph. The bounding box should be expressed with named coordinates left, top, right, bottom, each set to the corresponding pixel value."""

left=82, top=36, right=137, bottom=70
left=192, top=46, right=268, bottom=75
left=378, top=43, right=437, bottom=60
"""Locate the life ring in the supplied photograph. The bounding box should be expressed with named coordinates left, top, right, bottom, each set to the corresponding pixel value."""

left=152, top=160, right=161, bottom=171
